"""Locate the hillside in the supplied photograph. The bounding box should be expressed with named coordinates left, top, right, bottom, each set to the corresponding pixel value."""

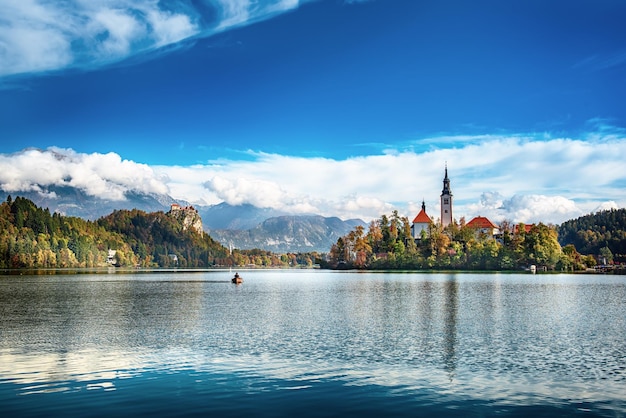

left=0, top=190, right=283, bottom=229
left=0, top=196, right=229, bottom=268
left=209, top=215, right=367, bottom=253
left=97, top=208, right=228, bottom=267
left=0, top=196, right=326, bottom=269
left=557, top=208, right=626, bottom=262
left=0, top=189, right=362, bottom=253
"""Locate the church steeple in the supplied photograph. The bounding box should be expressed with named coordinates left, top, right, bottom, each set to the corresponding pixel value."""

left=440, top=164, right=453, bottom=227
left=442, top=165, right=451, bottom=195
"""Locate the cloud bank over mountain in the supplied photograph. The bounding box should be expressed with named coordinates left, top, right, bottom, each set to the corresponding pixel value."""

left=0, top=148, right=169, bottom=200
left=1, top=131, right=623, bottom=225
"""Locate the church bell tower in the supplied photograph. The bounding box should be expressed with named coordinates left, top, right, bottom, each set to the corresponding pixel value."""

left=440, top=165, right=453, bottom=227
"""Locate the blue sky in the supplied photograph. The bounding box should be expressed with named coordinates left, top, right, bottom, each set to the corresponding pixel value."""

left=1, top=0, right=625, bottom=224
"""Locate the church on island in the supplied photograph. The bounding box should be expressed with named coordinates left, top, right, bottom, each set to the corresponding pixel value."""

left=410, top=166, right=499, bottom=239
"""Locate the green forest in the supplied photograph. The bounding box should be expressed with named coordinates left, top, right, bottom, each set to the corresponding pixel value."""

left=0, top=196, right=319, bottom=269
left=1, top=196, right=624, bottom=272
left=558, top=208, right=626, bottom=262
left=324, top=209, right=626, bottom=271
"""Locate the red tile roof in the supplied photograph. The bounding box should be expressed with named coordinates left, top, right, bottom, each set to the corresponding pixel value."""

left=513, top=224, right=534, bottom=234
left=412, top=208, right=431, bottom=224
left=467, top=216, right=498, bottom=229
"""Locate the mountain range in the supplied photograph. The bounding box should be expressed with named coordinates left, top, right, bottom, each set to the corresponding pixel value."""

left=0, top=187, right=180, bottom=220
left=0, top=188, right=363, bottom=253
left=208, top=215, right=366, bottom=253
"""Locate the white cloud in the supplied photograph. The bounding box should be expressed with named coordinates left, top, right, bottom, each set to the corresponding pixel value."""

left=154, top=152, right=437, bottom=221
left=0, top=148, right=169, bottom=200
left=0, top=1, right=200, bottom=77
left=593, top=201, right=619, bottom=213
left=154, top=133, right=626, bottom=224
left=215, top=0, right=252, bottom=29
left=146, top=9, right=197, bottom=47
left=204, top=175, right=317, bottom=213
left=336, top=195, right=393, bottom=220
left=1, top=133, right=625, bottom=225
left=215, top=0, right=301, bottom=30
left=0, top=0, right=74, bottom=75
left=0, top=0, right=310, bottom=78
left=465, top=193, right=583, bottom=225
left=91, top=9, right=146, bottom=57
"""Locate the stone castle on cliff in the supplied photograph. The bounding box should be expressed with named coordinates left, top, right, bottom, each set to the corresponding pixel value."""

left=169, top=203, right=203, bottom=235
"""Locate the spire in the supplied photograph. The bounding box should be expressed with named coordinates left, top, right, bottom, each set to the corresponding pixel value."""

left=440, top=164, right=453, bottom=227
left=442, top=164, right=451, bottom=195
left=421, top=199, right=426, bottom=211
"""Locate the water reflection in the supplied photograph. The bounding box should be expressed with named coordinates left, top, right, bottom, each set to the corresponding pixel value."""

left=0, top=276, right=208, bottom=353
left=0, top=271, right=625, bottom=417
left=442, top=275, right=458, bottom=380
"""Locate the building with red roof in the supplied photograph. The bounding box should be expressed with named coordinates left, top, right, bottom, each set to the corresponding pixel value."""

left=411, top=200, right=432, bottom=239
left=513, top=224, right=534, bottom=234
left=467, top=216, right=499, bottom=237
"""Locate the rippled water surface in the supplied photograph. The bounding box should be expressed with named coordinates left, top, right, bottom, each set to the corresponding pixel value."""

left=1, top=270, right=625, bottom=417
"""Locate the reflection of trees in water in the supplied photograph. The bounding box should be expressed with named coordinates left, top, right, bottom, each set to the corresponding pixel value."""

left=442, top=275, right=458, bottom=380
left=2, top=277, right=206, bottom=352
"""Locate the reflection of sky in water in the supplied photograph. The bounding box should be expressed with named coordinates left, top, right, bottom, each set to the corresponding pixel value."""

left=1, top=348, right=624, bottom=411
left=0, top=271, right=625, bottom=415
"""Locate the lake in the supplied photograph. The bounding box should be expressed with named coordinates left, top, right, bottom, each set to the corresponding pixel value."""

left=1, top=270, right=624, bottom=417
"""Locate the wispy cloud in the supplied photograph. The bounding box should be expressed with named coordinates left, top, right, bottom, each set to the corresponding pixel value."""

left=215, top=0, right=301, bottom=30
left=0, top=0, right=307, bottom=78
left=573, top=50, right=626, bottom=73
left=1, top=130, right=624, bottom=225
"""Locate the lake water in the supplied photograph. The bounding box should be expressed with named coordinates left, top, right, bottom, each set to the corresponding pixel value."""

left=1, top=270, right=624, bottom=417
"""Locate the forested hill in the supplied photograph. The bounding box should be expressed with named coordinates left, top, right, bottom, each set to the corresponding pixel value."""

left=97, top=208, right=229, bottom=267
left=557, top=208, right=626, bottom=262
left=0, top=196, right=230, bottom=268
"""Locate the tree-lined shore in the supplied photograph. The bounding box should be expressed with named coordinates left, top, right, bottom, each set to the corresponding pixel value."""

left=324, top=209, right=625, bottom=272
left=0, top=196, right=319, bottom=269
left=1, top=196, right=623, bottom=272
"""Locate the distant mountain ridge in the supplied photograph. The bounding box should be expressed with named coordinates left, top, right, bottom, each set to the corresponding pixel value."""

left=0, top=188, right=364, bottom=253
left=197, top=202, right=288, bottom=230
left=208, top=215, right=367, bottom=253
left=0, top=187, right=185, bottom=220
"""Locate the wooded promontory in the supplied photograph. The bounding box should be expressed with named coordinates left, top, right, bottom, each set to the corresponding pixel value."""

left=0, top=196, right=318, bottom=269
left=324, top=209, right=626, bottom=271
